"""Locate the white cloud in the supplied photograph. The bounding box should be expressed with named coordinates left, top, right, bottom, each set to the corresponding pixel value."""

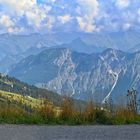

left=122, top=23, right=131, bottom=30
left=0, top=15, right=14, bottom=27
left=115, top=0, right=130, bottom=9
left=0, top=14, right=25, bottom=33
left=77, top=17, right=96, bottom=32
left=0, top=0, right=138, bottom=33
left=58, top=15, right=72, bottom=24
left=45, top=16, right=55, bottom=30
left=0, top=0, right=52, bottom=29
left=25, top=5, right=51, bottom=28
left=76, top=0, right=99, bottom=32
left=0, top=0, right=36, bottom=16
left=77, top=0, right=99, bottom=18
left=7, top=27, right=24, bottom=33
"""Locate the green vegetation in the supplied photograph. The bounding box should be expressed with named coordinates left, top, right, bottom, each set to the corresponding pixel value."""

left=0, top=73, right=85, bottom=108
left=0, top=74, right=140, bottom=125
left=0, top=90, right=140, bottom=125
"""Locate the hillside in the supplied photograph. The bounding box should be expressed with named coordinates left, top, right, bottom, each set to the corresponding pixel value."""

left=0, top=73, right=86, bottom=110
left=0, top=90, right=57, bottom=110
left=0, top=73, right=63, bottom=105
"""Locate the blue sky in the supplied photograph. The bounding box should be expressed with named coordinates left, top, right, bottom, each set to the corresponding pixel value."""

left=0, top=0, right=139, bottom=34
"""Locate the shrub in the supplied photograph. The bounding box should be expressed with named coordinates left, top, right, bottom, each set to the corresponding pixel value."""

left=94, top=109, right=111, bottom=124
left=39, top=99, right=55, bottom=123
left=59, top=98, right=74, bottom=122
left=84, top=101, right=95, bottom=123
left=114, top=108, right=136, bottom=124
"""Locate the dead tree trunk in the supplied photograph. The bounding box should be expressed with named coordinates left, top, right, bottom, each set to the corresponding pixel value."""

left=127, top=89, right=138, bottom=114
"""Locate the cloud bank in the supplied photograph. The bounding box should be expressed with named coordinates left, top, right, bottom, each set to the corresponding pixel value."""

left=0, top=0, right=139, bottom=34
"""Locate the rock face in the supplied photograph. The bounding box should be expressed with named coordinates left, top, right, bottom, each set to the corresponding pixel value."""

left=9, top=48, right=140, bottom=102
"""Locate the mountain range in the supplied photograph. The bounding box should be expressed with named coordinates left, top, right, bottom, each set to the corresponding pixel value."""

left=1, top=30, right=140, bottom=73
left=0, top=30, right=140, bottom=103
left=9, top=47, right=140, bottom=103
left=1, top=30, right=140, bottom=56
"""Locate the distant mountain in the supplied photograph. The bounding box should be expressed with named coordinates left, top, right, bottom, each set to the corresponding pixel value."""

left=0, top=32, right=80, bottom=59
left=128, top=44, right=140, bottom=53
left=0, top=33, right=77, bottom=72
left=80, top=29, right=140, bottom=51
left=52, top=38, right=105, bottom=54
left=9, top=48, right=140, bottom=103
left=0, top=30, right=140, bottom=59
left=1, top=30, right=140, bottom=73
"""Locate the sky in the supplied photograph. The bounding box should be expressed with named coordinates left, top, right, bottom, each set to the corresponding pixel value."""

left=0, top=0, right=139, bottom=34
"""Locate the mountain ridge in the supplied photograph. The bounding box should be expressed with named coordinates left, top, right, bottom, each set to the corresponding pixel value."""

left=9, top=47, right=140, bottom=103
left=1, top=30, right=140, bottom=72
